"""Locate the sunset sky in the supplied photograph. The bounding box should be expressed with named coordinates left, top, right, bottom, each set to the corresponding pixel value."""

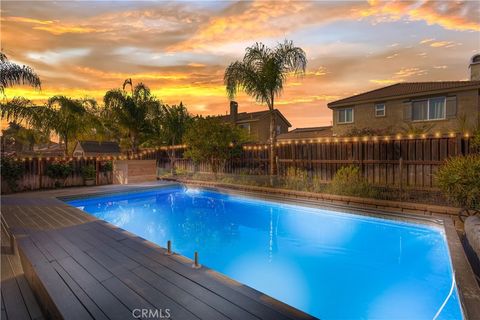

left=1, top=0, right=479, bottom=129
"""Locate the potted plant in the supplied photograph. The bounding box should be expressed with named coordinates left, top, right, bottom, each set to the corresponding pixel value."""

left=81, top=164, right=96, bottom=186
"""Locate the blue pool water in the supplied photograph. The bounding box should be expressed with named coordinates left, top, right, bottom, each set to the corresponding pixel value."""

left=67, top=186, right=463, bottom=319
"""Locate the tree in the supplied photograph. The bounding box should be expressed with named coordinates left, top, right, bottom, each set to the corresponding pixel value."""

left=1, top=96, right=97, bottom=155
left=160, top=103, right=192, bottom=173
left=1, top=52, right=41, bottom=95
left=103, top=79, right=160, bottom=154
left=224, top=40, right=307, bottom=175
left=183, top=117, right=248, bottom=176
left=1, top=121, right=49, bottom=154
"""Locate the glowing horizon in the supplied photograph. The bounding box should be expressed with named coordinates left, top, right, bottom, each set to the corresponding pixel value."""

left=1, top=0, right=479, bottom=130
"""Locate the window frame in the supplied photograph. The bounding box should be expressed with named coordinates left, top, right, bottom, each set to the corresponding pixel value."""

left=412, top=96, right=446, bottom=122
left=374, top=103, right=386, bottom=117
left=337, top=108, right=354, bottom=124
left=238, top=123, right=251, bottom=133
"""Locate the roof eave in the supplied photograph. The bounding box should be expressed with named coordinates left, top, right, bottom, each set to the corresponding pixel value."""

left=327, top=84, right=480, bottom=109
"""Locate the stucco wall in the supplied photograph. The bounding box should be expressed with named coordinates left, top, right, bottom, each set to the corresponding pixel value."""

left=247, top=113, right=289, bottom=142
left=332, top=89, right=479, bottom=136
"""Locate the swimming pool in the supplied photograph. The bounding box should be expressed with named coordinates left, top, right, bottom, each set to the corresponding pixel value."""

left=66, top=185, right=463, bottom=319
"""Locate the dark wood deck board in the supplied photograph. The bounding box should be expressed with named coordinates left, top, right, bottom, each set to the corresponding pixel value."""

left=2, top=183, right=314, bottom=320
left=1, top=254, right=32, bottom=320
left=75, top=227, right=233, bottom=320
left=51, top=261, right=109, bottom=320
left=55, top=256, right=131, bottom=320
left=5, top=248, right=44, bottom=320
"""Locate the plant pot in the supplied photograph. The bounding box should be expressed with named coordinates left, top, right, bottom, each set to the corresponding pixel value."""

left=84, top=178, right=96, bottom=186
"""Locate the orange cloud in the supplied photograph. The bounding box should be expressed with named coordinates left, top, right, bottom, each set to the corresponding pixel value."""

left=359, top=0, right=480, bottom=32
left=430, top=41, right=454, bottom=48
left=75, top=67, right=189, bottom=81
left=2, top=15, right=105, bottom=35
left=369, top=79, right=398, bottom=85
left=2, top=16, right=54, bottom=25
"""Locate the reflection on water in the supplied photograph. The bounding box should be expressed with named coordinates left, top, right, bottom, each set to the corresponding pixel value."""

left=68, top=186, right=462, bottom=320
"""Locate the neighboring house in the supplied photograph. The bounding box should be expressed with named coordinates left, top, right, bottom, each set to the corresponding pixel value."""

left=327, top=55, right=480, bottom=136
left=277, top=126, right=333, bottom=142
left=33, top=143, right=65, bottom=157
left=73, top=141, right=121, bottom=158
left=217, top=101, right=291, bottom=142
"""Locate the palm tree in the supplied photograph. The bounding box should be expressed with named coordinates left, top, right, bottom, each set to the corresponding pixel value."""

left=103, top=79, right=160, bottom=154
left=1, top=96, right=97, bottom=155
left=224, top=40, right=307, bottom=174
left=1, top=52, right=41, bottom=95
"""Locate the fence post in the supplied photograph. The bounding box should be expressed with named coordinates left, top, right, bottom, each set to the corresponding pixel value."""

left=455, top=133, right=463, bottom=155
left=399, top=157, right=403, bottom=198
left=95, top=158, right=100, bottom=185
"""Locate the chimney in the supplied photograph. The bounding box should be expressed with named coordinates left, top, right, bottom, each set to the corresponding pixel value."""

left=230, top=101, right=238, bottom=123
left=469, top=54, right=480, bottom=80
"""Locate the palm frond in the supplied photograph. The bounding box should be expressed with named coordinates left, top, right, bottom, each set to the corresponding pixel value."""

left=122, top=78, right=133, bottom=92
left=0, top=58, right=41, bottom=94
left=0, top=97, right=45, bottom=127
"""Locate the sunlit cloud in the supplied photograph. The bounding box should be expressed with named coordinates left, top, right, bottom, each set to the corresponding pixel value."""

left=1, top=0, right=478, bottom=129
left=358, top=0, right=480, bottom=32
left=1, top=15, right=104, bottom=35
left=394, top=67, right=427, bottom=78
left=429, top=41, right=454, bottom=48
left=275, top=95, right=341, bottom=106
left=369, top=79, right=398, bottom=85
left=27, top=49, right=91, bottom=64
left=420, top=38, right=435, bottom=44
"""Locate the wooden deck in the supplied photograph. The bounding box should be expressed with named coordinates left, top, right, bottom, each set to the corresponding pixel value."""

left=1, top=183, right=314, bottom=320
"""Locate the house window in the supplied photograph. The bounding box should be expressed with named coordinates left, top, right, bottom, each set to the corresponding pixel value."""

left=412, top=97, right=446, bottom=121
left=375, top=103, right=385, bottom=117
left=238, top=123, right=250, bottom=133
left=276, top=125, right=281, bottom=135
left=337, top=108, right=353, bottom=124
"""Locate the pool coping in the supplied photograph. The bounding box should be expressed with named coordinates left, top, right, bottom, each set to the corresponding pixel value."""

left=59, top=182, right=480, bottom=319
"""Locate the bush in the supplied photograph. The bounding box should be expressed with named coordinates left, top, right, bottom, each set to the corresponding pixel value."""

left=81, top=164, right=96, bottom=180
left=100, top=161, right=113, bottom=173
left=46, top=162, right=73, bottom=187
left=283, top=167, right=309, bottom=191
left=471, top=130, right=480, bottom=153
left=327, top=165, right=378, bottom=198
left=0, top=157, right=25, bottom=191
left=436, top=155, right=480, bottom=210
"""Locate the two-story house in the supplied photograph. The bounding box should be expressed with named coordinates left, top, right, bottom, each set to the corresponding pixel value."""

left=327, top=55, right=480, bottom=136
left=217, top=101, right=291, bottom=142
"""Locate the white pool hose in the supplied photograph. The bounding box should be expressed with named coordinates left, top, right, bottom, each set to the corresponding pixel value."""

left=432, top=272, right=456, bottom=320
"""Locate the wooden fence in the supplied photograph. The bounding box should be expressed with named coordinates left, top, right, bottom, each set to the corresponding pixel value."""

left=154, top=135, right=472, bottom=189
left=1, top=158, right=113, bottom=193
left=0, top=135, right=473, bottom=193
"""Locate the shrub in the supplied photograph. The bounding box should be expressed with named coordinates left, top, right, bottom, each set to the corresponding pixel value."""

left=283, top=167, right=309, bottom=191
left=470, top=130, right=480, bottom=153
left=327, top=165, right=378, bottom=198
left=311, top=175, right=327, bottom=193
left=0, top=157, right=25, bottom=191
left=436, top=155, right=480, bottom=210
left=45, top=162, right=73, bottom=187
left=100, top=161, right=113, bottom=173
left=81, top=164, right=96, bottom=180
